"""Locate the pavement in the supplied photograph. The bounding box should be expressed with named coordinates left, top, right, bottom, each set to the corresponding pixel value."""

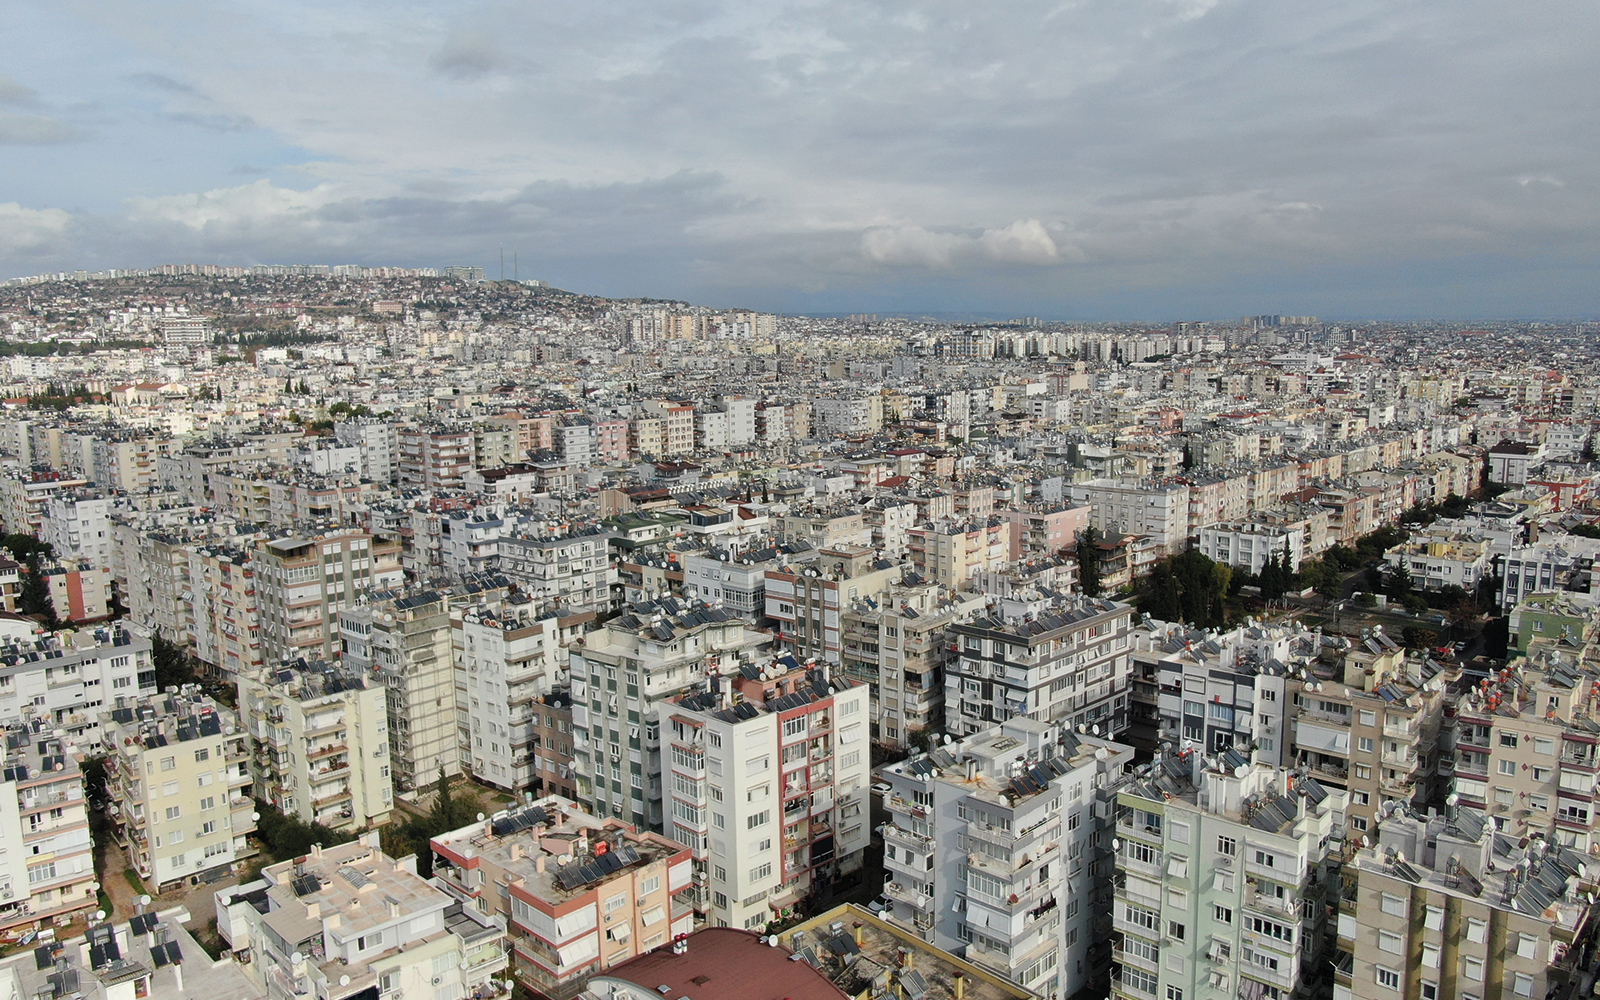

left=98, top=837, right=235, bottom=935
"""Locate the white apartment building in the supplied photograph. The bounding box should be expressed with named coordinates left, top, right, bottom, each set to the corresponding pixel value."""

left=40, top=493, right=115, bottom=570
left=945, top=596, right=1134, bottom=739
left=237, top=661, right=393, bottom=831
left=663, top=658, right=872, bottom=930
left=1197, top=521, right=1305, bottom=575
left=878, top=719, right=1136, bottom=1000
left=102, top=689, right=256, bottom=890
left=681, top=550, right=779, bottom=617
left=334, top=417, right=399, bottom=483
left=499, top=529, right=616, bottom=613
left=0, top=624, right=156, bottom=752
left=1067, top=479, right=1191, bottom=555
left=813, top=396, right=883, bottom=438
left=1112, top=754, right=1337, bottom=1000
left=0, top=725, right=96, bottom=930
left=217, top=836, right=508, bottom=1000
left=713, top=396, right=757, bottom=446
left=453, top=596, right=564, bottom=791
left=694, top=409, right=730, bottom=452
left=570, top=598, right=772, bottom=832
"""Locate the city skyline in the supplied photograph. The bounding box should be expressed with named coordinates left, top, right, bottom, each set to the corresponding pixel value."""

left=4, top=2, right=1599, bottom=319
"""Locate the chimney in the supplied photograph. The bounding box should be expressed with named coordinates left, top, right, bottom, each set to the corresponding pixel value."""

left=535, top=854, right=546, bottom=873
left=509, top=842, right=523, bottom=861
left=954, top=972, right=966, bottom=1000
left=852, top=922, right=864, bottom=947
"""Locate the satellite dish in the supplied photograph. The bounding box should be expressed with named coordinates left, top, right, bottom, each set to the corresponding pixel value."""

left=1093, top=725, right=1102, bottom=736
left=477, top=813, right=486, bottom=822
left=1234, top=765, right=1248, bottom=777
left=291, top=952, right=304, bottom=965
left=1360, top=836, right=1371, bottom=848
left=1112, top=838, right=1122, bottom=851
left=218, top=894, right=231, bottom=906
left=1447, top=793, right=1460, bottom=806
left=341, top=976, right=351, bottom=987
left=252, top=812, right=261, bottom=821
left=139, top=894, right=151, bottom=906
left=90, top=882, right=100, bottom=892
left=93, top=910, right=106, bottom=922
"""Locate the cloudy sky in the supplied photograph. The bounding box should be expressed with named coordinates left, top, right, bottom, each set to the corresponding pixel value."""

left=3, top=1, right=1597, bottom=319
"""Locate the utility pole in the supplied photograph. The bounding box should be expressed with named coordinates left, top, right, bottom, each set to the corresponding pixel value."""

left=499, top=245, right=505, bottom=280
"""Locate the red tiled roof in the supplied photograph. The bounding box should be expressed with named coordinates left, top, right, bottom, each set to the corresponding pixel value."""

left=600, top=928, right=847, bottom=1000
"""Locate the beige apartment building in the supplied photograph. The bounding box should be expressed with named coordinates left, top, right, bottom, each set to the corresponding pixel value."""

left=0, top=725, right=96, bottom=930
left=765, top=546, right=901, bottom=666
left=102, top=689, right=256, bottom=890
left=238, top=661, right=393, bottom=831
left=1343, top=807, right=1596, bottom=1000
left=1287, top=630, right=1455, bottom=838
left=253, top=529, right=404, bottom=665
left=430, top=796, right=694, bottom=998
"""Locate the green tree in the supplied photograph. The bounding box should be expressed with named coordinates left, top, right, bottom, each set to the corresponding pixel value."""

left=150, top=633, right=196, bottom=691
left=1076, top=526, right=1103, bottom=598
left=1387, top=562, right=1413, bottom=599
left=19, top=555, right=57, bottom=628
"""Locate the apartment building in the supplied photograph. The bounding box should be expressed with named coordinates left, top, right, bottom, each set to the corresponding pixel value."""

left=237, top=661, right=393, bottom=831
left=662, top=657, right=872, bottom=930
left=39, top=492, right=114, bottom=569
left=813, top=395, right=883, bottom=437
left=398, top=425, right=475, bottom=489
left=430, top=796, right=694, bottom=998
left=0, top=724, right=96, bottom=930
left=908, top=517, right=1018, bottom=590
left=0, top=623, right=155, bottom=752
left=840, top=579, right=979, bottom=747
left=1067, top=478, right=1190, bottom=556
left=1111, top=754, right=1337, bottom=1000
left=253, top=529, right=404, bottom=665
left=1197, top=521, right=1305, bottom=574
left=1288, top=630, right=1454, bottom=838
left=341, top=589, right=469, bottom=794
left=41, top=560, right=113, bottom=623
left=532, top=689, right=577, bottom=799
left=0, top=472, right=89, bottom=536
left=218, top=836, right=508, bottom=1000
left=102, top=689, right=255, bottom=890
left=945, top=595, right=1133, bottom=739
left=334, top=417, right=399, bottom=483
left=453, top=596, right=564, bottom=791
left=636, top=400, right=695, bottom=456
left=877, top=719, right=1135, bottom=999
left=765, top=547, right=901, bottom=665
left=1383, top=528, right=1494, bottom=593
left=498, top=528, right=616, bottom=613
left=186, top=543, right=263, bottom=680
left=1002, top=503, right=1091, bottom=561
left=1342, top=807, right=1596, bottom=1000
left=570, top=597, right=772, bottom=832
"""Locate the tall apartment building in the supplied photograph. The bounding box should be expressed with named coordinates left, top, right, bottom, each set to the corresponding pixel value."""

left=1068, top=478, right=1191, bottom=556
left=908, top=517, right=1018, bottom=590
left=570, top=598, right=772, bottom=831
left=102, top=688, right=255, bottom=889
left=498, top=529, right=616, bottom=612
left=254, top=530, right=404, bottom=665
left=813, top=395, right=883, bottom=438
left=1288, top=630, right=1454, bottom=838
left=662, top=658, right=872, bottom=930
left=1112, top=754, right=1337, bottom=1000
left=0, top=724, right=96, bottom=930
left=713, top=396, right=757, bottom=446
left=237, top=661, right=393, bottom=831
left=399, top=426, right=475, bottom=489
left=0, top=623, right=156, bottom=752
left=636, top=400, right=695, bottom=456
left=0, top=472, right=89, bottom=536
left=430, top=796, right=694, bottom=998
left=945, top=595, right=1134, bottom=739
left=40, top=492, right=114, bottom=569
left=764, top=547, right=901, bottom=665
left=877, top=719, right=1135, bottom=1000
left=1342, top=807, right=1597, bottom=1000
left=334, top=417, right=399, bottom=483
left=532, top=690, right=577, bottom=799
left=840, top=579, right=979, bottom=747
left=186, top=543, right=263, bottom=680
left=453, top=595, right=563, bottom=791
left=341, top=589, right=468, bottom=794
left=218, top=836, right=508, bottom=1000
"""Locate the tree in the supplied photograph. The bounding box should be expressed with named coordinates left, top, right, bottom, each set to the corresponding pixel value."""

left=1387, top=562, right=1413, bottom=599
left=19, top=555, right=57, bottom=628
left=1400, top=626, right=1436, bottom=650
left=150, top=633, right=196, bottom=691
left=1076, top=526, right=1103, bottom=598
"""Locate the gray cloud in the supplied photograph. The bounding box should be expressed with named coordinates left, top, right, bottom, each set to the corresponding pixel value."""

left=6, top=0, right=1600, bottom=316
left=0, top=74, right=41, bottom=107
left=0, top=112, right=85, bottom=145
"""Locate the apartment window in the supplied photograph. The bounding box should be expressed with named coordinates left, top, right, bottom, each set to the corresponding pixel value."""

left=1531, top=794, right=1550, bottom=811
left=1379, top=892, right=1405, bottom=916
left=163, top=781, right=178, bottom=796
left=1498, top=760, right=1517, bottom=776
left=1517, top=934, right=1538, bottom=959
left=747, top=811, right=769, bottom=829
left=201, top=821, right=217, bottom=835
left=1376, top=967, right=1401, bottom=991
left=1166, top=989, right=1183, bottom=1000
left=1169, top=821, right=1190, bottom=844
left=1461, top=956, right=1484, bottom=981
left=1423, top=905, right=1443, bottom=930
left=1359, top=710, right=1376, bottom=726
left=1421, top=943, right=1440, bottom=969
left=750, top=862, right=773, bottom=881
left=27, top=862, right=56, bottom=884
left=1213, top=905, right=1232, bottom=924
left=1358, top=737, right=1374, bottom=753
left=1378, top=930, right=1402, bottom=953
left=1354, top=764, right=1372, bottom=779
left=1167, top=921, right=1185, bottom=941
left=194, top=748, right=210, bottom=762
left=1499, top=732, right=1518, bottom=748
left=160, top=756, right=176, bottom=771
left=1465, top=918, right=1487, bottom=943
left=1216, top=836, right=1236, bottom=857
left=200, top=796, right=216, bottom=811
left=782, top=717, right=807, bottom=737
left=1534, top=737, right=1555, bottom=755
left=605, top=893, right=627, bottom=912
left=165, top=806, right=181, bottom=820
left=1252, top=850, right=1275, bottom=869
left=1420, top=984, right=1438, bottom=1000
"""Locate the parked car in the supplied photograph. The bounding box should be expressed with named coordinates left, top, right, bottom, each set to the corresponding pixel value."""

left=871, top=782, right=892, bottom=796
left=868, top=894, right=892, bottom=914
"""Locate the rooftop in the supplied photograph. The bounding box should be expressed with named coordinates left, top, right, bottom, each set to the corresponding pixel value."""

left=586, top=927, right=848, bottom=1000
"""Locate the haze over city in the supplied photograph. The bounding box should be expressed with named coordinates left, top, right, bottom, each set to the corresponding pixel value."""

left=4, top=2, right=1599, bottom=317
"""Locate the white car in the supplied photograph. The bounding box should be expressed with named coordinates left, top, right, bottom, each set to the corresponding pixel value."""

left=871, top=782, right=892, bottom=796
left=868, top=894, right=892, bottom=914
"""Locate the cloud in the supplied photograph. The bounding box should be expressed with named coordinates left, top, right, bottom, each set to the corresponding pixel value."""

left=0, top=203, right=71, bottom=255
left=429, top=33, right=504, bottom=79
left=0, top=113, right=84, bottom=145
left=127, top=179, right=341, bottom=230
left=863, top=219, right=1071, bottom=268
left=0, top=74, right=40, bottom=107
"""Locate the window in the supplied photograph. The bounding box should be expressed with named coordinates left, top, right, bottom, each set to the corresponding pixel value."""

left=1253, top=850, right=1275, bottom=868
left=1499, top=760, right=1517, bottom=776
left=639, top=875, right=661, bottom=895
left=1465, top=917, right=1487, bottom=943
left=746, top=811, right=769, bottom=829
left=1500, top=732, right=1519, bottom=748
left=1166, top=988, right=1183, bottom=1000
left=27, top=862, right=56, bottom=884
left=194, top=748, right=210, bottom=762
left=1378, top=930, right=1402, bottom=953
left=1420, top=984, right=1438, bottom=1000
left=165, top=806, right=181, bottom=820
left=604, top=893, right=627, bottom=912
left=1213, top=905, right=1232, bottom=924
left=1421, top=943, right=1440, bottom=968
left=1379, top=892, right=1405, bottom=916
left=1167, top=921, right=1185, bottom=941
left=1376, top=967, right=1401, bottom=990
left=160, top=756, right=176, bottom=771
left=1517, top=934, right=1538, bottom=959
left=1461, top=956, right=1484, bottom=981
left=750, top=862, right=773, bottom=881
left=1423, top=905, right=1443, bottom=930
left=1358, top=737, right=1374, bottom=753
left=1169, top=821, right=1190, bottom=844
left=200, top=796, right=216, bottom=811
left=1513, top=973, right=1534, bottom=997
left=1216, top=836, right=1236, bottom=857
left=1359, top=710, right=1376, bottom=726
left=1534, top=737, right=1555, bottom=755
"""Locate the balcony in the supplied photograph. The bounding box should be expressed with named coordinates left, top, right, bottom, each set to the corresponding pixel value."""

left=306, top=742, right=348, bottom=761
left=884, top=823, right=934, bottom=853
left=883, top=881, right=933, bottom=912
